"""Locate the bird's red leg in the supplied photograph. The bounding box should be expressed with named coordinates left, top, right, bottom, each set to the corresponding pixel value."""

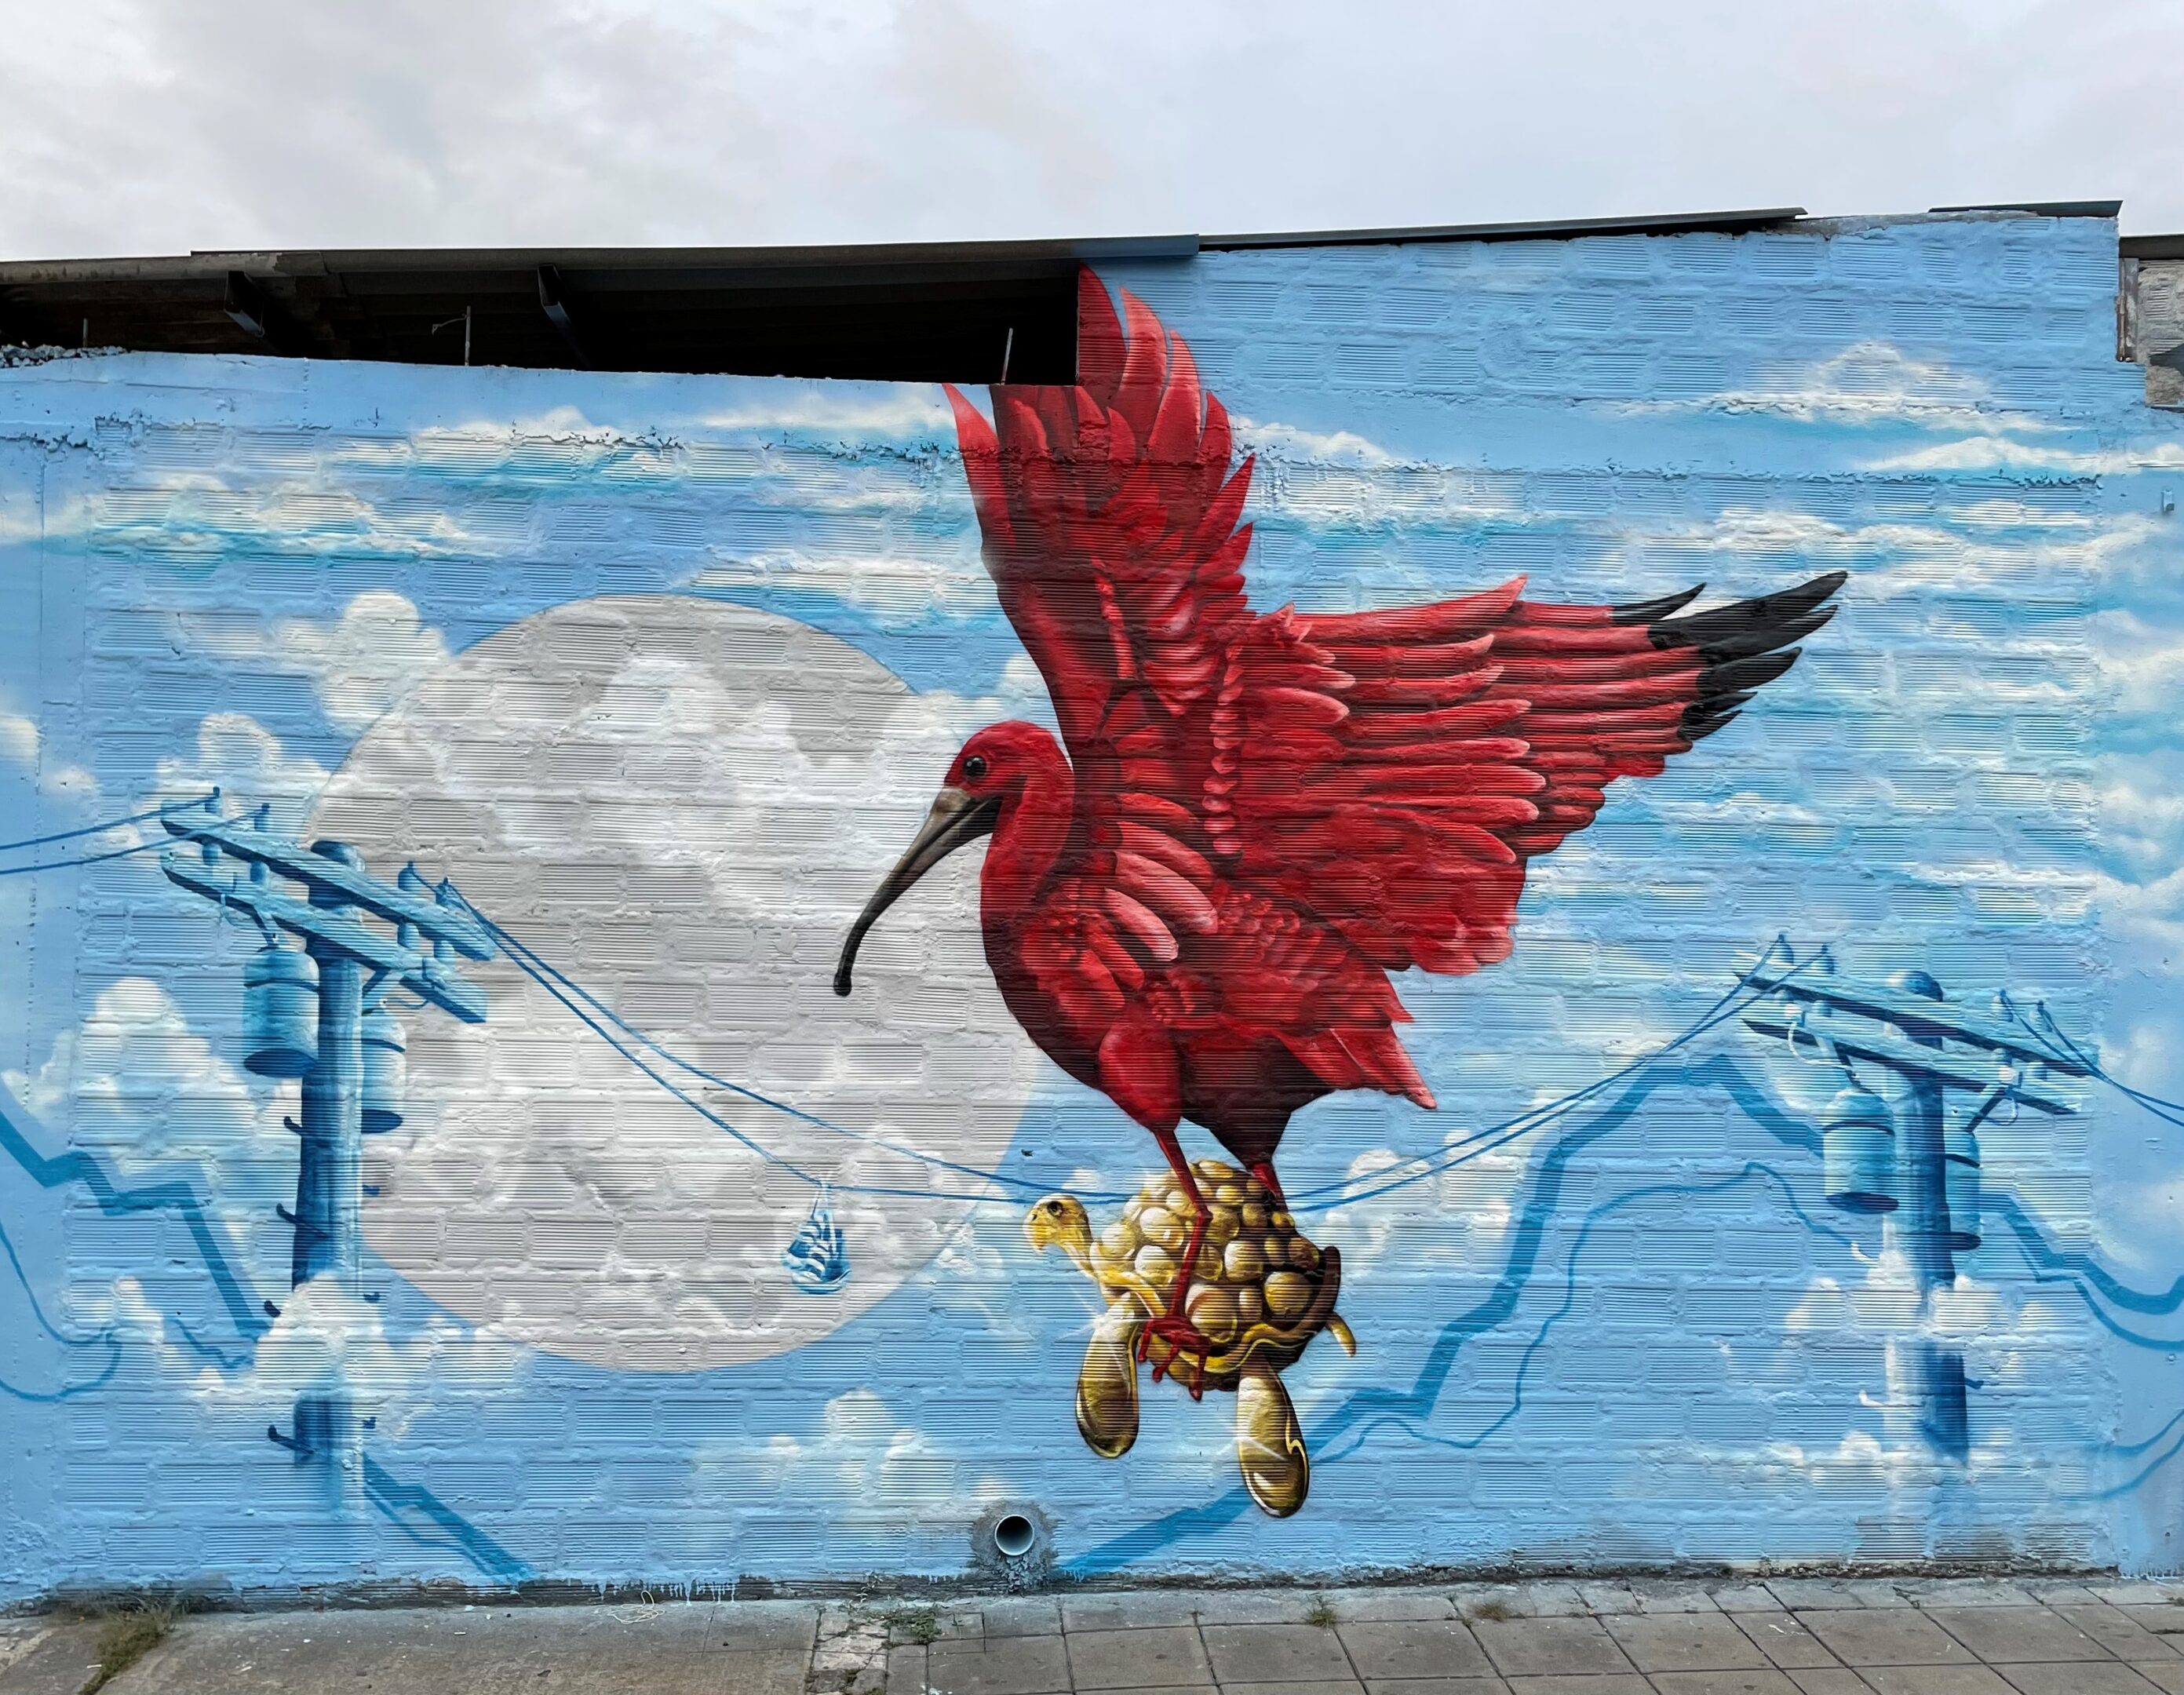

left=1249, top=1161, right=1287, bottom=1208
left=1139, top=1126, right=1214, bottom=1401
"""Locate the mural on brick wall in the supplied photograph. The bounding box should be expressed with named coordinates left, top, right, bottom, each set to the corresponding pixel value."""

left=3, top=215, right=2183, bottom=1597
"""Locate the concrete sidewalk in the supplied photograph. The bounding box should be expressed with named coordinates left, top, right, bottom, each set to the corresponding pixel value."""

left=4, top=1574, right=2184, bottom=1695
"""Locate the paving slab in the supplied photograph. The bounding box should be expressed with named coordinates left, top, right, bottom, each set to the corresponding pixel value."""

left=0, top=1621, right=103, bottom=1695
left=2135, top=1663, right=2184, bottom=1693
left=1646, top=1672, right=1804, bottom=1695
left=1783, top=1673, right=1873, bottom=1695
left=1728, top=1610, right=1839, bottom=1671
left=1920, top=1605, right=2110, bottom=1664
left=1455, top=1584, right=1588, bottom=1620
left=887, top=1644, right=926, bottom=1695
left=1220, top=1683, right=1365, bottom=1695
left=1202, top=1623, right=1356, bottom=1684
left=1626, top=1582, right=1722, bottom=1617
left=1994, top=1664, right=2171, bottom=1694
left=1065, top=1625, right=1212, bottom=1690
left=1904, top=1580, right=2038, bottom=1609
left=1336, top=1620, right=1492, bottom=1681
left=1059, top=1594, right=1213, bottom=1633
left=1708, top=1587, right=1788, bottom=1614
left=1494, top=1675, right=1649, bottom=1693
left=1326, top=1589, right=1460, bottom=1624
left=2121, top=1606, right=2184, bottom=1636
left=2066, top=1606, right=2184, bottom=1660
left=1767, top=1581, right=1870, bottom=1613
left=1794, top=1609, right=1974, bottom=1668
left=979, top=1599, right=1064, bottom=1639
left=924, top=1632, right=1072, bottom=1695
left=101, top=1602, right=815, bottom=1695
left=1852, top=1669, right=2015, bottom=1695
left=1362, top=1680, right=1511, bottom=1695
left=0, top=1627, right=52, bottom=1685
left=1185, top=1592, right=1318, bottom=1628
left=1471, top=1617, right=1635, bottom=1679
left=1602, top=1612, right=1770, bottom=1673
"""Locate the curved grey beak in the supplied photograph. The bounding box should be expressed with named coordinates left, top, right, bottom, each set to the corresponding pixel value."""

left=833, top=785, right=1001, bottom=997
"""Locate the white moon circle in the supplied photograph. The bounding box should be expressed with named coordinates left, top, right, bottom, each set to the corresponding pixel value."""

left=308, top=594, right=1043, bottom=1370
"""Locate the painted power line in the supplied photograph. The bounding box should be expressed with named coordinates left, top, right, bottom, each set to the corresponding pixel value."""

left=1742, top=949, right=2087, bottom=1461
left=160, top=797, right=493, bottom=1502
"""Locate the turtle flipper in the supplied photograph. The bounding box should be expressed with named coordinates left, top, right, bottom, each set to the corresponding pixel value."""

left=1236, top=1361, right=1310, bottom=1517
left=1076, top=1298, right=1143, bottom=1459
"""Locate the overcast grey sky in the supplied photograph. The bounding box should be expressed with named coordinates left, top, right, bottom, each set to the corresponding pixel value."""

left=3, top=0, right=2180, bottom=260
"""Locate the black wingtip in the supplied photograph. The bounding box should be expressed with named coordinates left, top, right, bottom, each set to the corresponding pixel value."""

left=1646, top=570, right=1847, bottom=742
left=1610, top=583, right=1706, bottom=625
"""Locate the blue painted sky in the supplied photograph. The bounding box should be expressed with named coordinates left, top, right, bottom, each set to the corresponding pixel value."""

left=2, top=213, right=2182, bottom=1591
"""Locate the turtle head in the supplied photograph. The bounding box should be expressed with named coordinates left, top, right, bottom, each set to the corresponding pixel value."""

left=1025, top=1194, right=1092, bottom=1262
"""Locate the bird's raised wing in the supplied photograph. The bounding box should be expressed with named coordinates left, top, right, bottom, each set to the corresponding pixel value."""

left=946, top=269, right=1253, bottom=758
left=1210, top=572, right=1847, bottom=975
left=945, top=269, right=1259, bottom=993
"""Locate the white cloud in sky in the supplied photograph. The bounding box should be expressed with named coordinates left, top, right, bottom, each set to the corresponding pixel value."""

left=1867, top=438, right=2184, bottom=477
left=688, top=548, right=996, bottom=620
left=155, top=712, right=330, bottom=833
left=0, top=709, right=101, bottom=806
left=5, top=975, right=294, bottom=1290
left=697, top=1388, right=1010, bottom=1536
left=187, top=590, right=450, bottom=732
left=1625, top=341, right=2030, bottom=431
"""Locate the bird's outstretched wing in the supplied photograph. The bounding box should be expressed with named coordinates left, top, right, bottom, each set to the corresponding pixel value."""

left=1213, top=572, right=1847, bottom=975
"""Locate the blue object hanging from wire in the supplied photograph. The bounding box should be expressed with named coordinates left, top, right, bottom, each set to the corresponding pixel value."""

left=782, top=1186, right=851, bottom=1294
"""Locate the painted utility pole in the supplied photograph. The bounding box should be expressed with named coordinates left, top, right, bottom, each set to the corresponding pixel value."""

left=162, top=797, right=492, bottom=1503
left=1742, top=951, right=2084, bottom=1460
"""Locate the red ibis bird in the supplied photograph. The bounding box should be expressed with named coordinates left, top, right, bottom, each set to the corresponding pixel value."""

left=836, top=269, right=1844, bottom=1384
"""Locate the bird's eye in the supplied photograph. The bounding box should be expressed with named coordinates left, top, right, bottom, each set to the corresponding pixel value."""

left=961, top=755, right=989, bottom=782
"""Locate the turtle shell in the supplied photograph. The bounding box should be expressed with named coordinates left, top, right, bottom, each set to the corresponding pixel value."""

left=1088, top=1159, right=1350, bottom=1393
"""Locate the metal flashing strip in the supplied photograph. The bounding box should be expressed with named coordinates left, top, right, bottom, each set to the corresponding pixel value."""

left=1931, top=199, right=2123, bottom=218
left=1201, top=206, right=1808, bottom=250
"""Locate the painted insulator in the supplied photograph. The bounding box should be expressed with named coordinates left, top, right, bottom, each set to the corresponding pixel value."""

left=1821, top=1081, right=1898, bottom=1213
left=362, top=1006, right=407, bottom=1134
left=1943, top=1124, right=1982, bottom=1250
left=242, top=943, right=318, bottom=1079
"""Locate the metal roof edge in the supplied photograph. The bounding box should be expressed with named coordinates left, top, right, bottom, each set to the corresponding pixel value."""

left=2123, top=234, right=2184, bottom=261
left=1201, top=207, right=1807, bottom=250
left=0, top=233, right=1203, bottom=286
left=1930, top=199, right=2123, bottom=218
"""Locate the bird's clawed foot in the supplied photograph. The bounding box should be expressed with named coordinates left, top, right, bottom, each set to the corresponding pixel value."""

left=1138, top=1311, right=1212, bottom=1399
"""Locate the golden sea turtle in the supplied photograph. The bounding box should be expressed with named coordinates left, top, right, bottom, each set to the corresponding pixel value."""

left=1026, top=1161, right=1355, bottom=1518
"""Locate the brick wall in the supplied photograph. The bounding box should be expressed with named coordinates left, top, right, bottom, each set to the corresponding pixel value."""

left=2, top=209, right=2182, bottom=1598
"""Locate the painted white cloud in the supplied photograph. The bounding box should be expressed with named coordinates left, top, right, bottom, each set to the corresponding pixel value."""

left=1869, top=438, right=2184, bottom=477
left=698, top=1389, right=1010, bottom=1534
left=701, top=386, right=954, bottom=439
left=184, top=590, right=449, bottom=733
left=78, top=1274, right=527, bottom=1442
left=0, top=709, right=101, bottom=806
left=180, top=1281, right=525, bottom=1439
left=5, top=976, right=294, bottom=1292
left=689, top=548, right=996, bottom=620
left=155, top=712, right=330, bottom=833
left=1623, top=341, right=2036, bottom=432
